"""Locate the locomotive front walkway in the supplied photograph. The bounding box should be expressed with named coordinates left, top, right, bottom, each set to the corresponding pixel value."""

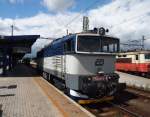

left=0, top=64, right=94, bottom=117
left=117, top=71, right=150, bottom=91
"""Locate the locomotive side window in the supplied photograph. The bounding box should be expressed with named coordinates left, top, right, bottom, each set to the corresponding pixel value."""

left=64, top=39, right=74, bottom=53
left=135, top=55, right=139, bottom=60
left=145, top=53, right=150, bottom=59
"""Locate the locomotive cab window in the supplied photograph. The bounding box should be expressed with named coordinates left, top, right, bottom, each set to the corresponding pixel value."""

left=77, top=36, right=101, bottom=52
left=64, top=39, right=74, bottom=53
left=77, top=35, right=119, bottom=53
left=101, top=37, right=119, bottom=52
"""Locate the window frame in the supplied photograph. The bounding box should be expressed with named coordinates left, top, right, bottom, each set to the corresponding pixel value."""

left=63, top=39, right=75, bottom=54
left=76, top=35, right=120, bottom=54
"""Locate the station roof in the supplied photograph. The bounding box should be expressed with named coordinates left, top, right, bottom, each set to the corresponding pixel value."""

left=0, top=35, right=40, bottom=57
left=0, top=35, right=40, bottom=47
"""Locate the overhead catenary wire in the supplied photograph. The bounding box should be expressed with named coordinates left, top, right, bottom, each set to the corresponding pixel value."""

left=64, top=0, right=100, bottom=28
left=111, top=13, right=149, bottom=29
left=109, top=11, right=150, bottom=50
left=41, top=0, right=100, bottom=39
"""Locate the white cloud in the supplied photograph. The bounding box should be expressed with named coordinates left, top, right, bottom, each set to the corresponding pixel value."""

left=1, top=0, right=150, bottom=57
left=0, top=12, right=82, bottom=57
left=89, top=0, right=150, bottom=31
left=8, top=0, right=24, bottom=4
left=9, top=0, right=16, bottom=4
left=88, top=0, right=150, bottom=49
left=42, top=0, right=75, bottom=12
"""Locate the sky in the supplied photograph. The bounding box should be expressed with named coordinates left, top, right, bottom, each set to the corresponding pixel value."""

left=0, top=0, right=150, bottom=57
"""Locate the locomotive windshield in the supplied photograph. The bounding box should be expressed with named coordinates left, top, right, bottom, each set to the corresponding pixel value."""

left=77, top=35, right=119, bottom=53
left=77, top=36, right=100, bottom=52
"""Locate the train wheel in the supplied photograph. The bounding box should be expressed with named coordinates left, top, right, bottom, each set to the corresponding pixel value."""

left=42, top=72, right=46, bottom=79
left=49, top=74, right=54, bottom=84
left=64, top=87, right=70, bottom=95
left=47, top=73, right=50, bottom=82
left=42, top=72, right=48, bottom=80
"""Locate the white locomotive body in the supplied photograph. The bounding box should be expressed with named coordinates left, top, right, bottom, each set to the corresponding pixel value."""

left=36, top=30, right=122, bottom=99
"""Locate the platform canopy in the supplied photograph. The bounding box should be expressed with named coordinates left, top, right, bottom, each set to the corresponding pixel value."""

left=0, top=35, right=40, bottom=54
left=0, top=35, right=40, bottom=74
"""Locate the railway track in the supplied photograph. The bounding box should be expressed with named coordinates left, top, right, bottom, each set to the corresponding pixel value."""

left=83, top=87, right=150, bottom=117
left=126, top=87, right=150, bottom=99
left=30, top=65, right=150, bottom=117
left=41, top=76, right=150, bottom=117
left=107, top=102, right=142, bottom=117
left=83, top=101, right=143, bottom=117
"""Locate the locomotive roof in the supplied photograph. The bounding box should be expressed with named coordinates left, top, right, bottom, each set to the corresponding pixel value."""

left=76, top=32, right=119, bottom=39
left=47, top=31, right=119, bottom=44
left=51, top=33, right=119, bottom=44
left=117, top=50, right=150, bottom=55
left=37, top=32, right=119, bottom=53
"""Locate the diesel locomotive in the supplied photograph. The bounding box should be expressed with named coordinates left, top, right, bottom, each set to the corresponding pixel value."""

left=36, top=28, right=124, bottom=100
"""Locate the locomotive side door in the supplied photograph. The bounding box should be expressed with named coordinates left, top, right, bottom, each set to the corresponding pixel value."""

left=62, top=55, right=66, bottom=79
left=63, top=38, right=74, bottom=79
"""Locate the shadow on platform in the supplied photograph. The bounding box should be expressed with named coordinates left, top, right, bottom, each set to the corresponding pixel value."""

left=0, top=104, right=2, bottom=117
left=0, top=110, right=2, bottom=117
left=0, top=64, right=40, bottom=77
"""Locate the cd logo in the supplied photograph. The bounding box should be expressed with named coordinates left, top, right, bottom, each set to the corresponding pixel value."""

left=95, top=59, right=104, bottom=66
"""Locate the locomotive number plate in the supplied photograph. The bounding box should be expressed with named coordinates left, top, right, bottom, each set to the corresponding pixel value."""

left=95, top=59, right=104, bottom=66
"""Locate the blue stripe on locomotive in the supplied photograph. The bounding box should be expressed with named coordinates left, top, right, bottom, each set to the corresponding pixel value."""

left=41, top=34, right=76, bottom=58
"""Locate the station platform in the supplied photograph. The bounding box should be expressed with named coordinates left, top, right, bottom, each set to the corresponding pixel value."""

left=117, top=71, right=150, bottom=91
left=0, top=64, right=94, bottom=117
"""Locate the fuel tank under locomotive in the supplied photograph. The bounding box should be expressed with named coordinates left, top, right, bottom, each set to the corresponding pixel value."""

left=80, top=73, right=123, bottom=98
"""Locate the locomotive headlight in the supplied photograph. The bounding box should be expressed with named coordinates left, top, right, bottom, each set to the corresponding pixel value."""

left=98, top=71, right=104, bottom=75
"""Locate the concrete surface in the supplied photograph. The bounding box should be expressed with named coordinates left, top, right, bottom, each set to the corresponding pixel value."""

left=0, top=64, right=94, bottom=117
left=117, top=71, right=150, bottom=91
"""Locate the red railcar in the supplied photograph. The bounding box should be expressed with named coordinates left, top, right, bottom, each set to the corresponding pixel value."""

left=115, top=51, right=150, bottom=77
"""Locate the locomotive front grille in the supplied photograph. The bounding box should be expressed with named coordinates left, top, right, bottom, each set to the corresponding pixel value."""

left=80, top=73, right=119, bottom=98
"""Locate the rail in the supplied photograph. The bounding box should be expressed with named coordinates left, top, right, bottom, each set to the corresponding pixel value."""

left=107, top=102, right=143, bottom=117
